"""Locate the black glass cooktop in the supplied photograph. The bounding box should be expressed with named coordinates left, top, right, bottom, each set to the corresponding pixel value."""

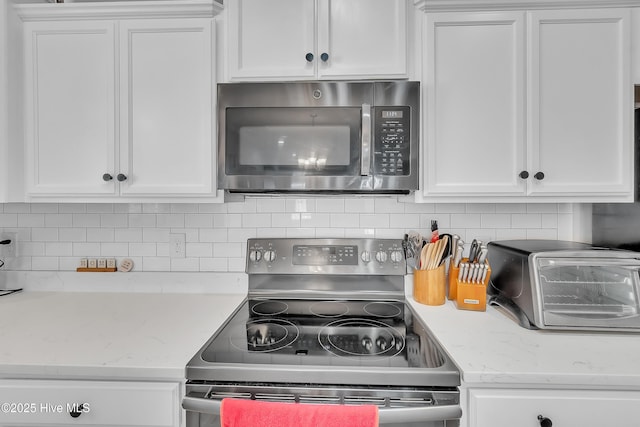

left=200, top=298, right=445, bottom=369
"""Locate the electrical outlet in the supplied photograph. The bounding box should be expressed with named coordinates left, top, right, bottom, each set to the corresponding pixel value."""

left=169, top=234, right=186, bottom=258
left=0, top=232, right=17, bottom=257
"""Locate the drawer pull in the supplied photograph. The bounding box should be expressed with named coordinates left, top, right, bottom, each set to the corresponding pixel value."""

left=538, top=415, right=552, bottom=427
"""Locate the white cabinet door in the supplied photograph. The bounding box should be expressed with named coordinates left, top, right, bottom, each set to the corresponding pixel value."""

left=119, top=18, right=215, bottom=196
left=226, top=0, right=407, bottom=80
left=24, top=20, right=117, bottom=196
left=527, top=8, right=632, bottom=199
left=468, top=388, right=640, bottom=427
left=317, top=0, right=407, bottom=79
left=0, top=379, right=179, bottom=427
left=424, top=12, right=526, bottom=197
left=226, top=0, right=316, bottom=80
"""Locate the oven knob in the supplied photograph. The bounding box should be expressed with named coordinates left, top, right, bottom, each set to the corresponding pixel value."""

left=361, top=336, right=373, bottom=351
left=375, top=251, right=388, bottom=264
left=376, top=337, right=388, bottom=351
left=249, top=250, right=262, bottom=262
left=390, top=250, right=404, bottom=263
left=361, top=251, right=372, bottom=263
left=263, top=250, right=276, bottom=262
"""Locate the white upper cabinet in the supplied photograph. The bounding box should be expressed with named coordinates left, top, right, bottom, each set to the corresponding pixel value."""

left=19, top=1, right=221, bottom=202
left=422, top=7, right=632, bottom=202
left=527, top=8, right=632, bottom=200
left=119, top=19, right=214, bottom=196
left=424, top=12, right=526, bottom=197
left=226, top=0, right=408, bottom=81
left=24, top=19, right=117, bottom=196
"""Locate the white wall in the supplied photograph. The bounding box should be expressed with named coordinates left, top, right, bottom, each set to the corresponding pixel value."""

left=0, top=199, right=574, bottom=272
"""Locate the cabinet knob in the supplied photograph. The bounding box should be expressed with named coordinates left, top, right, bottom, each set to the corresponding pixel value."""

left=69, top=403, right=85, bottom=418
left=305, top=52, right=314, bottom=62
left=320, top=52, right=329, bottom=62
left=534, top=172, right=545, bottom=180
left=117, top=173, right=128, bottom=182
left=519, top=171, right=529, bottom=179
left=537, top=415, right=552, bottom=427
left=102, top=173, right=113, bottom=182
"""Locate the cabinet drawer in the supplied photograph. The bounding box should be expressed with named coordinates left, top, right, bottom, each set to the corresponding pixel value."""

left=0, top=380, right=179, bottom=426
left=468, top=388, right=640, bottom=427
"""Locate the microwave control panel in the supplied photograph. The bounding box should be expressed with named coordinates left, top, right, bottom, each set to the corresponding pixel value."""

left=374, top=106, right=410, bottom=176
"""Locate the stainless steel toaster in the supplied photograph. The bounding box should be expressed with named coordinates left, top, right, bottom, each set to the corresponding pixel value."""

left=487, top=240, right=640, bottom=331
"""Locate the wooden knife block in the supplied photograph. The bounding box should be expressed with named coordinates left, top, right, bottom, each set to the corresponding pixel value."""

left=448, top=259, right=491, bottom=311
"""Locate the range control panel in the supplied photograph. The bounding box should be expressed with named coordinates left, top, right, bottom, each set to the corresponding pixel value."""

left=246, top=238, right=406, bottom=275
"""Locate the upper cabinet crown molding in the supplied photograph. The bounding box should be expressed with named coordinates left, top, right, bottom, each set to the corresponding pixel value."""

left=15, top=0, right=223, bottom=21
left=414, top=0, right=637, bottom=12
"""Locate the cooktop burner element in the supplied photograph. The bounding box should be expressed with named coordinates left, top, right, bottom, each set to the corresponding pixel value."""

left=319, top=318, right=404, bottom=358
left=251, top=300, right=289, bottom=316
left=364, top=301, right=403, bottom=318
left=240, top=319, right=300, bottom=352
left=310, top=301, right=350, bottom=317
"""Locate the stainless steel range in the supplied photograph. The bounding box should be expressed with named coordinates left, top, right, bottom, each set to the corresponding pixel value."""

left=183, top=238, right=461, bottom=427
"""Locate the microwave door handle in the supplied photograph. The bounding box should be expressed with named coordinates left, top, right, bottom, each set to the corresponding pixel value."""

left=361, top=103, right=372, bottom=176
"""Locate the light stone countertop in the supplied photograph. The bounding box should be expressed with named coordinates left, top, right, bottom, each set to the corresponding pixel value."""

left=1, top=271, right=640, bottom=391
left=0, top=291, right=246, bottom=381
left=408, top=297, right=640, bottom=390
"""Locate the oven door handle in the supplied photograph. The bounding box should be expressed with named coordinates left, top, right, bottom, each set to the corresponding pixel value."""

left=183, top=396, right=461, bottom=423
left=360, top=103, right=372, bottom=176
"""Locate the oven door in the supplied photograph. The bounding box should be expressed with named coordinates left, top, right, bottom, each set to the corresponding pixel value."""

left=220, top=105, right=372, bottom=192
left=183, top=385, right=461, bottom=427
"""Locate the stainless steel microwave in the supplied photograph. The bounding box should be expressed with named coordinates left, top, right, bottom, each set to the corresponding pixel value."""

left=217, top=81, right=419, bottom=194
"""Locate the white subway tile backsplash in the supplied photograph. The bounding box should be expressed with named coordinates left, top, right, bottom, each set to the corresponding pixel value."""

left=45, top=242, right=73, bottom=257
left=129, top=243, right=157, bottom=257
left=317, top=199, right=345, bottom=213
left=0, top=214, right=18, bottom=227
left=0, top=200, right=571, bottom=272
left=187, top=242, right=214, bottom=258
left=18, top=214, right=45, bottom=228
left=346, top=198, right=375, bottom=213
left=31, top=256, right=59, bottom=270
left=45, top=214, right=73, bottom=228
left=512, top=213, right=542, bottom=228
left=271, top=213, right=301, bottom=228
left=301, top=213, right=331, bottom=228
left=73, top=242, right=101, bottom=257
left=156, top=214, right=185, bottom=228
left=241, top=213, right=271, bottom=228
left=86, top=204, right=115, bottom=214
left=330, top=213, right=359, bottom=228
left=100, top=243, right=129, bottom=256
left=114, top=228, right=143, bottom=243
left=480, top=214, right=511, bottom=229
left=31, top=228, right=59, bottom=242
left=100, top=214, right=128, bottom=228
left=87, top=228, right=115, bottom=242
left=72, top=214, right=101, bottom=227
left=360, top=214, right=390, bottom=229
left=450, top=214, right=481, bottom=229
left=3, top=204, right=30, bottom=213
left=143, top=228, right=170, bottom=243
left=185, top=214, right=214, bottom=228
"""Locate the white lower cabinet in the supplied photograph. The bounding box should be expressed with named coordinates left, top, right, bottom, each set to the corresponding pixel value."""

left=467, top=388, right=640, bottom=427
left=0, top=379, right=180, bottom=427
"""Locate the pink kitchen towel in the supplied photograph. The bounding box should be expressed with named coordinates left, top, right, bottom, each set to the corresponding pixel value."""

left=220, top=398, right=379, bottom=427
